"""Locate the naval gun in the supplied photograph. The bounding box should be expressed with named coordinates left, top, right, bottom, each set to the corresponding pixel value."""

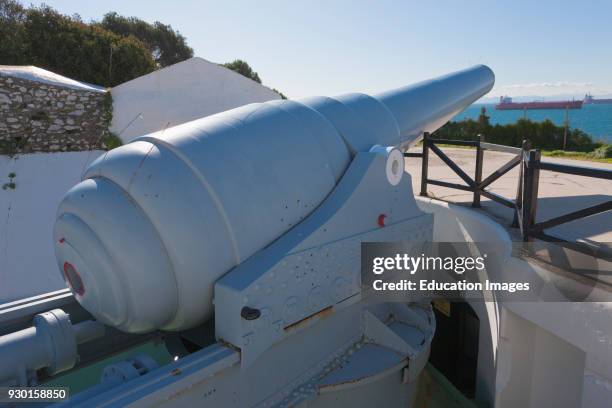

left=53, top=65, right=494, bottom=333
left=1, top=66, right=493, bottom=406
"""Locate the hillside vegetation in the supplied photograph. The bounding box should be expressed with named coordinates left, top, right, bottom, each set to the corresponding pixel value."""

left=0, top=0, right=274, bottom=90
left=433, top=107, right=611, bottom=161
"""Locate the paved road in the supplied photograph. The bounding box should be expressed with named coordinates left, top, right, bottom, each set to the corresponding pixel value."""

left=405, top=147, right=612, bottom=245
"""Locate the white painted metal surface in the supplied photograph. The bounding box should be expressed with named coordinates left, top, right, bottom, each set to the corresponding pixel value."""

left=48, top=142, right=436, bottom=406
left=0, top=309, right=104, bottom=386
left=214, top=150, right=433, bottom=367
left=54, top=65, right=493, bottom=334
left=55, top=302, right=434, bottom=408
left=376, top=65, right=494, bottom=147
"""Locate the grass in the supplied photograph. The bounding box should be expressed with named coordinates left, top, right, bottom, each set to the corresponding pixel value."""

left=422, top=143, right=612, bottom=164
left=541, top=149, right=612, bottom=164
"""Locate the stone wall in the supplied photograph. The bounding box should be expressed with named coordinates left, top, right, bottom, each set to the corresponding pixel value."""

left=0, top=74, right=111, bottom=154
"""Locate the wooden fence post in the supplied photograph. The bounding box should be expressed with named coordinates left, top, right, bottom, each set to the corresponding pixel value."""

left=472, top=134, right=484, bottom=207
left=521, top=143, right=541, bottom=241
left=512, top=139, right=530, bottom=228
left=420, top=132, right=429, bottom=196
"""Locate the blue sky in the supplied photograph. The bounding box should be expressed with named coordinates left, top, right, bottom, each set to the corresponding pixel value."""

left=29, top=0, right=612, bottom=99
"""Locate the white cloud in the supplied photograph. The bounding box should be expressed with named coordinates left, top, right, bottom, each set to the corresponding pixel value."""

left=488, top=81, right=612, bottom=98
left=502, top=81, right=594, bottom=89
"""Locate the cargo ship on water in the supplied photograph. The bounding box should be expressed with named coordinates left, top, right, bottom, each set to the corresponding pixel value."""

left=495, top=95, right=582, bottom=110
left=583, top=93, right=612, bottom=104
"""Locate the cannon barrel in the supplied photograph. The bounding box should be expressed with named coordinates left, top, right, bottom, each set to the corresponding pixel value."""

left=54, top=65, right=494, bottom=333
left=376, top=65, right=495, bottom=145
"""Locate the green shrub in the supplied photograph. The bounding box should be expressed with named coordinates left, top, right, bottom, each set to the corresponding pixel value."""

left=434, top=109, right=598, bottom=152
left=102, top=132, right=122, bottom=150
left=1, top=2, right=156, bottom=87
left=589, top=144, right=612, bottom=159
left=98, top=12, right=193, bottom=68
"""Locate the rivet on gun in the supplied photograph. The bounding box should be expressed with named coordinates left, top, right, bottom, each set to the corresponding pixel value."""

left=241, top=306, right=261, bottom=320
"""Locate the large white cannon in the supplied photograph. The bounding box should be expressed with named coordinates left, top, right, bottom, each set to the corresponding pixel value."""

left=53, top=65, right=494, bottom=334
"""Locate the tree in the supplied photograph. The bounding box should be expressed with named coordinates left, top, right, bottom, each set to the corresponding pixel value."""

left=273, top=88, right=287, bottom=99
left=0, top=0, right=27, bottom=64
left=21, top=5, right=156, bottom=87
left=0, top=2, right=287, bottom=92
left=433, top=116, right=597, bottom=152
left=222, top=59, right=261, bottom=83
left=99, top=12, right=193, bottom=67
left=477, top=106, right=490, bottom=130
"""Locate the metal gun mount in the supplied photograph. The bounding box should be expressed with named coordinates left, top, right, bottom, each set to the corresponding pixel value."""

left=0, top=65, right=494, bottom=406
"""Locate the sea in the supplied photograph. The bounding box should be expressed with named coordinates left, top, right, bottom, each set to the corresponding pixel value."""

left=455, top=103, right=612, bottom=144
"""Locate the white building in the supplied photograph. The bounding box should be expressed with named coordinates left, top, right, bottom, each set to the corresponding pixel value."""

left=110, top=57, right=282, bottom=143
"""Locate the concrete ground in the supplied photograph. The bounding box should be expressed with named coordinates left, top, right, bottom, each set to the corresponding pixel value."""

left=404, top=147, right=612, bottom=246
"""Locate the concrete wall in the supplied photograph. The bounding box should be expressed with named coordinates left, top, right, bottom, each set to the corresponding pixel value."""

left=496, top=309, right=585, bottom=408
left=0, top=151, right=103, bottom=303
left=0, top=73, right=110, bottom=154
left=503, top=300, right=612, bottom=408
left=415, top=197, right=612, bottom=408
left=110, top=57, right=281, bottom=142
